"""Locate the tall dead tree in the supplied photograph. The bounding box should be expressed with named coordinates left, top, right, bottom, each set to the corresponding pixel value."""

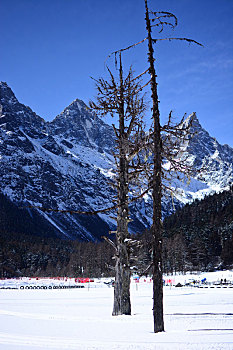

left=144, top=0, right=164, bottom=332
left=90, top=55, right=146, bottom=316
left=144, top=1, right=202, bottom=333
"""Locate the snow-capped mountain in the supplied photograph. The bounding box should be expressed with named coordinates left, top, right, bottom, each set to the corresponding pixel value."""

left=185, top=114, right=232, bottom=190
left=0, top=82, right=232, bottom=240
left=172, top=113, right=233, bottom=203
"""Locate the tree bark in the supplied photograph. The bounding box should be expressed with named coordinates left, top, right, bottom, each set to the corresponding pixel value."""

left=112, top=55, right=131, bottom=316
left=144, top=0, right=164, bottom=332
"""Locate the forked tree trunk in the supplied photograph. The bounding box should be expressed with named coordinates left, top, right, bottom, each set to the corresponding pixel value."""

left=112, top=55, right=131, bottom=316
left=144, top=0, right=164, bottom=332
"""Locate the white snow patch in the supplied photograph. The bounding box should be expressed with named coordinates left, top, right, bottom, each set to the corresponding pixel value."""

left=85, top=119, right=92, bottom=129
left=39, top=211, right=70, bottom=238
left=0, top=271, right=233, bottom=349
left=211, top=149, right=220, bottom=160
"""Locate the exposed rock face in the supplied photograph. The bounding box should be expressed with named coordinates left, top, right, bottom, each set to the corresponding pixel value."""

left=185, top=114, right=233, bottom=190
left=0, top=82, right=232, bottom=240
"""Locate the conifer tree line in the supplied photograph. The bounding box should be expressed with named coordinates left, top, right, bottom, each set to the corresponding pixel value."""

left=163, top=185, right=233, bottom=271
left=1, top=186, right=232, bottom=279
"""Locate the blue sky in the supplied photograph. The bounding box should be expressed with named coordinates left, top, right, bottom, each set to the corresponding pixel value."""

left=1, top=0, right=232, bottom=146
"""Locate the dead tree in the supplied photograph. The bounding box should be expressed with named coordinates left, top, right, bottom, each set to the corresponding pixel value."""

left=90, top=55, right=146, bottom=316
left=144, top=1, right=203, bottom=333
left=144, top=3, right=203, bottom=332
left=143, top=0, right=165, bottom=333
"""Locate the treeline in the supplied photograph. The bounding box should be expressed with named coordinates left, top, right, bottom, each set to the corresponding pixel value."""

left=163, top=186, right=233, bottom=272
left=0, top=187, right=232, bottom=278
left=0, top=232, right=115, bottom=278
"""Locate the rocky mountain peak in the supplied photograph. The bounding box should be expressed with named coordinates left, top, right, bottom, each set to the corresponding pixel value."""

left=68, top=98, right=89, bottom=112
left=180, top=112, right=202, bottom=133
left=0, top=81, right=45, bottom=134
left=50, top=98, right=114, bottom=153
left=182, top=115, right=233, bottom=190
left=54, top=98, right=90, bottom=121
left=0, top=81, right=19, bottom=108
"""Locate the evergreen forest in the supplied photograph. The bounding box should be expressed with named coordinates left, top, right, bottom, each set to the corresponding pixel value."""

left=0, top=187, right=232, bottom=278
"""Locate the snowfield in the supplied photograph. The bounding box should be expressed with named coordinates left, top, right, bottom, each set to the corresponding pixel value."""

left=0, top=271, right=233, bottom=350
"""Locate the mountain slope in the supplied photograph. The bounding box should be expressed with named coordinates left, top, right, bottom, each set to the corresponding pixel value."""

left=0, top=192, right=61, bottom=239
left=0, top=82, right=115, bottom=240
left=0, top=81, right=232, bottom=241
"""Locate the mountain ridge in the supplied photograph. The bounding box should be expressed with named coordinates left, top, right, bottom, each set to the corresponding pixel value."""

left=0, top=81, right=232, bottom=241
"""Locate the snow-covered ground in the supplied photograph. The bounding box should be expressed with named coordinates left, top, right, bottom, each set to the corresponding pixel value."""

left=0, top=271, right=233, bottom=350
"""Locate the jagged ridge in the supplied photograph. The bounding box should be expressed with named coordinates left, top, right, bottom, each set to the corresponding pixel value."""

left=0, top=82, right=232, bottom=240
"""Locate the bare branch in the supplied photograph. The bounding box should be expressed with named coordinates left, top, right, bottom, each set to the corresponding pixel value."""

left=139, top=261, right=153, bottom=276
left=152, top=37, right=204, bottom=47
left=132, top=68, right=150, bottom=82
left=149, top=11, right=178, bottom=33
left=135, top=79, right=151, bottom=94
left=102, top=236, right=117, bottom=251
left=106, top=37, right=147, bottom=62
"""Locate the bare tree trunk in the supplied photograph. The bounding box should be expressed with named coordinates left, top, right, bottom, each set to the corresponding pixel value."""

left=112, top=55, right=131, bottom=316
left=112, top=171, right=131, bottom=315
left=144, top=0, right=164, bottom=332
